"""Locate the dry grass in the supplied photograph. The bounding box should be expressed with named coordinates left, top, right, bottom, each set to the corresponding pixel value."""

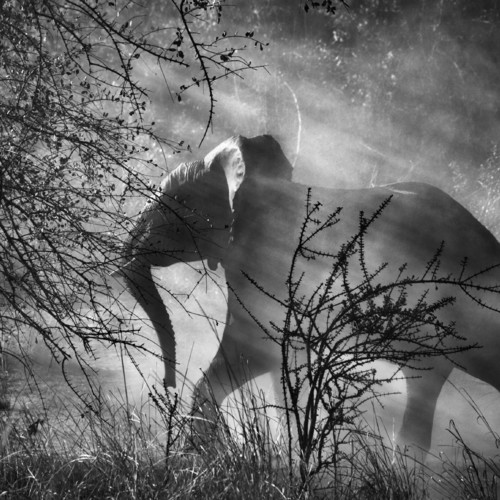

left=0, top=378, right=498, bottom=499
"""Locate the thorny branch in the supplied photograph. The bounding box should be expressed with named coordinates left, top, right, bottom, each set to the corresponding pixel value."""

left=239, top=189, right=500, bottom=488
left=0, top=0, right=263, bottom=406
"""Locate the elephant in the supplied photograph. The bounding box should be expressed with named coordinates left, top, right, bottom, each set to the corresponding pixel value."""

left=117, top=134, right=500, bottom=455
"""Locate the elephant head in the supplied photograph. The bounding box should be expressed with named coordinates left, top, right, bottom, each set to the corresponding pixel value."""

left=119, top=135, right=293, bottom=387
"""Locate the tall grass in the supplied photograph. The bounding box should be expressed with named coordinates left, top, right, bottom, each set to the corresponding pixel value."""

left=1, top=377, right=498, bottom=499
left=0, top=382, right=294, bottom=499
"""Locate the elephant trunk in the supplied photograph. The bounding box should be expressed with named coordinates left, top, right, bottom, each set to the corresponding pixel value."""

left=121, top=260, right=177, bottom=387
left=117, top=156, right=237, bottom=388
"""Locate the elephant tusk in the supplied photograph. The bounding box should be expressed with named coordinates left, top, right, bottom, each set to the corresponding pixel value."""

left=207, top=257, right=219, bottom=271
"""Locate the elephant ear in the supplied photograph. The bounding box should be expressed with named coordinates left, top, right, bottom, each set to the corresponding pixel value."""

left=204, top=135, right=293, bottom=209
left=238, top=135, right=293, bottom=182
left=204, top=136, right=246, bottom=211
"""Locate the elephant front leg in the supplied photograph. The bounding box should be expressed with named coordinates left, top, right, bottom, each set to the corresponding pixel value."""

left=190, top=355, right=230, bottom=439
left=189, top=329, right=276, bottom=446
left=189, top=348, right=252, bottom=442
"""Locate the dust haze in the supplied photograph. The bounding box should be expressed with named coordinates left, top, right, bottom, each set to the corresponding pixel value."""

left=136, top=1, right=500, bottom=239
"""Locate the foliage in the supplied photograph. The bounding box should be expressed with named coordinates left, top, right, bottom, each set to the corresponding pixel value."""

left=304, top=0, right=349, bottom=15
left=0, top=0, right=262, bottom=396
left=451, top=145, right=500, bottom=238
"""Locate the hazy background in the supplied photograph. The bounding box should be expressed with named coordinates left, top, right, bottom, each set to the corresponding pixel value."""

left=134, top=0, right=500, bottom=236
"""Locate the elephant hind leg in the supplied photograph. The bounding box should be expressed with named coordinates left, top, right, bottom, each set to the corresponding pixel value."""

left=398, top=366, right=451, bottom=456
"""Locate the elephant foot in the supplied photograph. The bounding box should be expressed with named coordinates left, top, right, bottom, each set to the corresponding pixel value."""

left=185, top=398, right=228, bottom=451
